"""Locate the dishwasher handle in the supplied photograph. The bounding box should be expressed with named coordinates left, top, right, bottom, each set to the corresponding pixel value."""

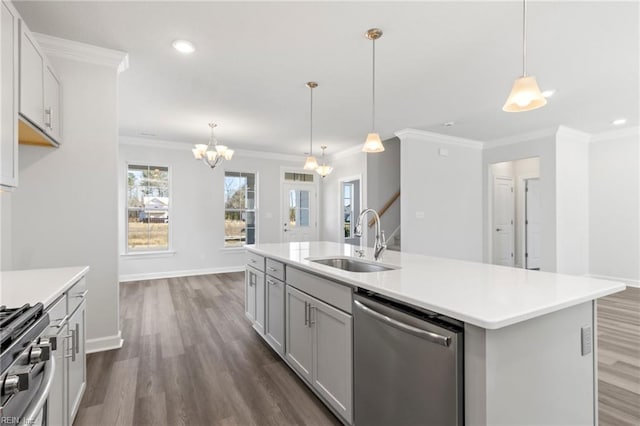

left=354, top=299, right=451, bottom=347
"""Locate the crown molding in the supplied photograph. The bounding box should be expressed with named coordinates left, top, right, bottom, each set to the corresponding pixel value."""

left=556, top=125, right=591, bottom=143
left=394, top=128, right=484, bottom=149
left=119, top=136, right=305, bottom=162
left=483, top=127, right=559, bottom=149
left=589, top=126, right=640, bottom=143
left=34, top=33, right=129, bottom=72
left=329, top=143, right=363, bottom=160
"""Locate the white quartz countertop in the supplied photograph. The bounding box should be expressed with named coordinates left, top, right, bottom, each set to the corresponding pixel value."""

left=247, top=242, right=625, bottom=329
left=0, top=266, right=89, bottom=308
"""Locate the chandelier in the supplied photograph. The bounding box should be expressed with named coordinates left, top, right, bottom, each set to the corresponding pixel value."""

left=192, top=123, right=234, bottom=169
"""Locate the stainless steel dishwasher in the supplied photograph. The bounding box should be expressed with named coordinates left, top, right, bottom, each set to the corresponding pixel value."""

left=353, top=291, right=464, bottom=426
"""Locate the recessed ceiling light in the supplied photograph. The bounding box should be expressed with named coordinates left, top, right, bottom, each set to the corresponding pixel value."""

left=611, top=118, right=627, bottom=126
left=442, top=121, right=455, bottom=127
left=172, top=39, right=195, bottom=54
left=541, top=89, right=556, bottom=98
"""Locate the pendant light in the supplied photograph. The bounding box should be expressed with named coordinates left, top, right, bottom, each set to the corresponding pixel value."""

left=192, top=123, right=234, bottom=169
left=362, top=28, right=385, bottom=153
left=316, top=145, right=333, bottom=178
left=503, top=0, right=547, bottom=112
left=303, top=82, right=319, bottom=170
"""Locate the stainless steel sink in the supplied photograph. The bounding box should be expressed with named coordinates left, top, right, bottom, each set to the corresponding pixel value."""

left=310, top=257, right=397, bottom=273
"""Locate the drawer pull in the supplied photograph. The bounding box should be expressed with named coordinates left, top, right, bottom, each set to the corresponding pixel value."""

left=267, top=266, right=277, bottom=272
left=249, top=259, right=256, bottom=263
left=267, top=279, right=277, bottom=286
left=51, top=315, right=69, bottom=328
left=72, top=290, right=88, bottom=299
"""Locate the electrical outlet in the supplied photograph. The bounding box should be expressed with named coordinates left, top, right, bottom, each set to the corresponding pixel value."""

left=581, top=326, right=592, bottom=356
left=415, top=211, right=425, bottom=219
left=438, top=148, right=449, bottom=157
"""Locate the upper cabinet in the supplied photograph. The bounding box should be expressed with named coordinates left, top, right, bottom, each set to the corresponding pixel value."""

left=1, top=0, right=19, bottom=189
left=19, top=19, right=62, bottom=147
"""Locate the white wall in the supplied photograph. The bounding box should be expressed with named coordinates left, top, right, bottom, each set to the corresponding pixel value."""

left=319, top=148, right=367, bottom=243
left=589, top=128, right=640, bottom=285
left=11, top=57, right=121, bottom=348
left=366, top=137, right=401, bottom=245
left=119, top=139, right=305, bottom=280
left=483, top=130, right=557, bottom=271
left=0, top=192, right=11, bottom=269
left=555, top=127, right=590, bottom=275
left=398, top=129, right=483, bottom=261
left=514, top=158, right=540, bottom=267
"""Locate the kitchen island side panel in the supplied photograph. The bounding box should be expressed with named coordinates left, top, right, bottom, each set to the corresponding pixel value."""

left=465, top=300, right=595, bottom=425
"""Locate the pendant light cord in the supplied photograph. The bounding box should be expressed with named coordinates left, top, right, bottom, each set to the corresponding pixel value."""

left=522, top=0, right=527, bottom=76
left=372, top=37, right=376, bottom=132
left=309, top=85, right=313, bottom=156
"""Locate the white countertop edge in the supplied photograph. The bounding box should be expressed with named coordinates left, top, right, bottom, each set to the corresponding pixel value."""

left=1, top=266, right=90, bottom=308
left=246, top=246, right=626, bottom=330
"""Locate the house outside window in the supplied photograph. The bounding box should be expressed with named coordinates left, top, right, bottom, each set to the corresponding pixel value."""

left=127, top=164, right=170, bottom=251
left=224, top=171, right=257, bottom=247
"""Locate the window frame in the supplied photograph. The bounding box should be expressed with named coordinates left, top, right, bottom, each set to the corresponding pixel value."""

left=124, top=161, right=173, bottom=254
left=223, top=169, right=259, bottom=249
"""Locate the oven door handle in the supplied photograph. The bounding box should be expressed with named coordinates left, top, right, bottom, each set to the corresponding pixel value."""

left=18, top=356, right=55, bottom=426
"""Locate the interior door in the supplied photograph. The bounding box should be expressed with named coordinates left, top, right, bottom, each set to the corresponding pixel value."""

left=525, top=178, right=541, bottom=270
left=282, top=183, right=317, bottom=242
left=492, top=176, right=515, bottom=266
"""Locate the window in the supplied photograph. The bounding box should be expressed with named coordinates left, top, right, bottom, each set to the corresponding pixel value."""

left=224, top=171, right=257, bottom=247
left=284, top=172, right=314, bottom=183
left=127, top=164, right=170, bottom=252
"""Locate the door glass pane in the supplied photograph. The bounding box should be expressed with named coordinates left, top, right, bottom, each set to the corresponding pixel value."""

left=288, top=189, right=298, bottom=227
left=300, top=208, right=309, bottom=227
left=299, top=190, right=310, bottom=209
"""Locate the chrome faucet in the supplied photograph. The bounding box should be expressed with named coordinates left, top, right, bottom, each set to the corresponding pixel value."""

left=354, top=208, right=387, bottom=261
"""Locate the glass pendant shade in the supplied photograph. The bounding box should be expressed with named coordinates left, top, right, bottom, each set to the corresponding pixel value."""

left=206, top=151, right=218, bottom=162
left=503, top=76, right=547, bottom=112
left=193, top=123, right=234, bottom=169
left=362, top=133, right=385, bottom=153
left=316, top=164, right=333, bottom=177
left=304, top=155, right=319, bottom=170
left=223, top=149, right=234, bottom=161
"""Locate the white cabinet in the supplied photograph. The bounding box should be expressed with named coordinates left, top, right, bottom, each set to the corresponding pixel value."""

left=19, top=19, right=61, bottom=146
left=285, top=284, right=353, bottom=424
left=245, top=266, right=265, bottom=334
left=285, top=285, right=314, bottom=383
left=311, top=297, right=353, bottom=424
left=67, top=299, right=86, bottom=421
left=0, top=0, right=19, bottom=189
left=265, top=276, right=285, bottom=355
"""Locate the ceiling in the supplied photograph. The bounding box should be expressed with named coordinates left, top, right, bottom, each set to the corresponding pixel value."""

left=14, top=1, right=639, bottom=155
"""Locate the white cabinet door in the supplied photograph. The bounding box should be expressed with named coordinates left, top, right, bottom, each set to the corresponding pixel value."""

left=245, top=267, right=257, bottom=322
left=43, top=64, right=61, bottom=142
left=253, top=268, right=265, bottom=335
left=0, top=0, right=18, bottom=188
left=311, top=297, right=353, bottom=424
left=265, top=277, right=285, bottom=355
left=48, top=323, right=68, bottom=426
left=67, top=300, right=86, bottom=423
left=19, top=22, right=44, bottom=129
left=285, top=285, right=313, bottom=383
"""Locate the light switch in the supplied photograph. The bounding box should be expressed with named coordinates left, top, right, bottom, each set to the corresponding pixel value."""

left=439, top=148, right=449, bottom=157
left=581, top=326, right=592, bottom=356
left=265, top=212, right=273, bottom=219
left=415, top=211, right=425, bottom=219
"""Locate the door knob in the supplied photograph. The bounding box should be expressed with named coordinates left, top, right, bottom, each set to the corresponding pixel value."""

left=496, top=228, right=502, bottom=232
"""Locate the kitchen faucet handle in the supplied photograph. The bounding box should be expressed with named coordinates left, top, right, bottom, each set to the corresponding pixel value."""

left=381, top=230, right=386, bottom=246
left=355, top=249, right=365, bottom=258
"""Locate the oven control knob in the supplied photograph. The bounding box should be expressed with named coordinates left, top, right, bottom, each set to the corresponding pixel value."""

left=2, top=372, right=29, bottom=395
left=29, top=344, right=51, bottom=364
left=39, top=336, right=57, bottom=351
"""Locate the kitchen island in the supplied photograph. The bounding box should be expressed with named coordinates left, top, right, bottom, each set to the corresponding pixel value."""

left=245, top=242, right=625, bottom=426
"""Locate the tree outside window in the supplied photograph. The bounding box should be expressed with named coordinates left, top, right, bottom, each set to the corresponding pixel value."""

left=224, top=172, right=256, bottom=247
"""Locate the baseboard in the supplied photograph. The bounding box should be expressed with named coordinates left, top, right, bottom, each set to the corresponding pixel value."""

left=86, top=331, right=124, bottom=354
left=119, top=265, right=245, bottom=283
left=588, top=274, right=640, bottom=288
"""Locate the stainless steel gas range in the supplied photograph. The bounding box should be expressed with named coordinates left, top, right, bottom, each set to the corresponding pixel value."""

left=0, top=304, right=55, bottom=425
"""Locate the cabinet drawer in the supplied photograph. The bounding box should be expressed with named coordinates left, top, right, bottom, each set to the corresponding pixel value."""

left=287, top=267, right=352, bottom=314
left=46, top=295, right=67, bottom=333
left=266, top=258, right=285, bottom=281
left=247, top=251, right=265, bottom=272
left=67, top=277, right=87, bottom=315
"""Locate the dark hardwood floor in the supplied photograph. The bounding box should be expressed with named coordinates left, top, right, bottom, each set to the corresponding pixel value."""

left=597, top=286, right=640, bottom=426
left=74, top=274, right=640, bottom=426
left=74, top=273, right=340, bottom=426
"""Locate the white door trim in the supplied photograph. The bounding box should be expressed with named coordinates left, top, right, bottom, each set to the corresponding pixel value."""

left=517, top=174, right=540, bottom=267
left=338, top=174, right=363, bottom=244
